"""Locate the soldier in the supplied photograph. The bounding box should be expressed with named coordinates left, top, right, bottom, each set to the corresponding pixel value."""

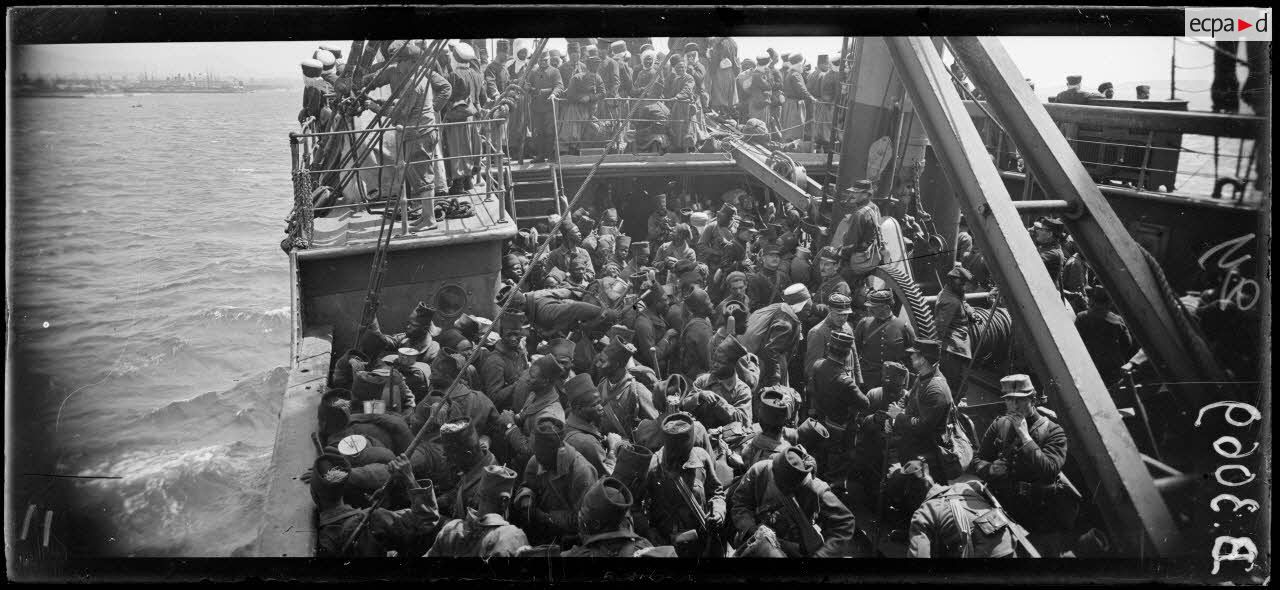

left=647, top=192, right=681, bottom=244
left=810, top=54, right=841, bottom=152
left=1136, top=84, right=1151, bottom=100
left=563, top=477, right=657, bottom=557
left=1074, top=286, right=1133, bottom=385
left=779, top=53, right=815, bottom=143
left=892, top=340, right=954, bottom=477
left=505, top=285, right=615, bottom=349
left=528, top=50, right=565, bottom=163
left=351, top=363, right=414, bottom=416
left=853, top=290, right=916, bottom=391
left=685, top=336, right=753, bottom=429
left=902, top=459, right=1032, bottom=558
left=484, top=39, right=513, bottom=104
left=804, top=293, right=859, bottom=383
left=360, top=41, right=452, bottom=201
left=387, top=347, right=433, bottom=401
left=730, top=447, right=857, bottom=557
left=698, top=203, right=738, bottom=269
left=560, top=47, right=605, bottom=155
left=498, top=355, right=567, bottom=469
left=563, top=373, right=625, bottom=476
left=655, top=223, right=698, bottom=266
left=747, top=242, right=786, bottom=308
left=427, top=464, right=531, bottom=557
left=644, top=412, right=728, bottom=555
left=935, top=263, right=974, bottom=394
left=811, top=246, right=851, bottom=314
left=442, top=42, right=486, bottom=194
left=832, top=181, right=883, bottom=302
left=559, top=41, right=587, bottom=84
left=480, top=311, right=529, bottom=411
left=746, top=53, right=776, bottom=125
left=732, top=388, right=794, bottom=476
left=390, top=302, right=441, bottom=365
left=972, top=374, right=1072, bottom=555
left=675, top=288, right=716, bottom=380
left=437, top=418, right=500, bottom=520
left=514, top=416, right=600, bottom=546
left=417, top=353, right=500, bottom=438
left=806, top=329, right=868, bottom=497
left=707, top=37, right=740, bottom=116
left=298, top=58, right=330, bottom=125
left=740, top=284, right=813, bottom=389
left=777, top=231, right=813, bottom=295
left=621, top=241, right=652, bottom=279
left=312, top=452, right=441, bottom=557
left=684, top=42, right=707, bottom=105
left=595, top=339, right=660, bottom=440
left=1030, top=216, right=1067, bottom=288
left=634, top=284, right=679, bottom=372
left=1097, top=81, right=1115, bottom=99
left=714, top=273, right=750, bottom=326
left=1053, top=75, right=1102, bottom=105
left=848, top=361, right=910, bottom=507
left=543, top=218, right=597, bottom=279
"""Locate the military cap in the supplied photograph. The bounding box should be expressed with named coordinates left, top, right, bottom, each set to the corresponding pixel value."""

left=533, top=416, right=566, bottom=456
left=1000, top=374, right=1036, bottom=398
left=772, top=447, right=815, bottom=492
left=631, top=240, right=651, bottom=254
left=788, top=53, right=804, bottom=65
left=818, top=245, right=841, bottom=263
left=300, top=59, right=324, bottom=77
left=1098, top=82, right=1114, bottom=92
left=947, top=262, right=974, bottom=282
left=883, top=361, right=909, bottom=382
left=906, top=339, right=941, bottom=361
left=725, top=271, right=747, bottom=286
left=496, top=39, right=512, bottom=53
left=441, top=418, right=479, bottom=449
left=579, top=477, right=634, bottom=535
left=685, top=288, right=714, bottom=317
left=496, top=282, right=523, bottom=308
left=1066, top=75, right=1083, bottom=85
left=585, top=45, right=600, bottom=58
left=717, top=203, right=739, bottom=218
left=310, top=451, right=352, bottom=500
left=742, top=58, right=756, bottom=68
left=1136, top=84, right=1151, bottom=92
left=781, top=52, right=793, bottom=62
left=796, top=418, right=830, bottom=452
left=1034, top=217, right=1067, bottom=236
left=397, top=346, right=421, bottom=361
left=612, top=444, right=653, bottom=491
left=817, top=54, right=829, bottom=66
left=783, top=283, right=812, bottom=306
left=544, top=267, right=568, bottom=286
left=607, top=324, right=636, bottom=345
left=314, top=50, right=337, bottom=69
left=1085, top=284, right=1110, bottom=303
left=318, top=43, right=344, bottom=58
left=615, top=234, right=632, bottom=252
left=603, top=339, right=637, bottom=366
left=436, top=329, right=472, bottom=353
left=530, top=353, right=565, bottom=381
left=827, top=329, right=855, bottom=354
left=756, top=52, right=771, bottom=64
left=565, top=373, right=600, bottom=407
left=337, top=434, right=369, bottom=457
left=660, top=411, right=697, bottom=450
left=865, top=289, right=893, bottom=307
left=546, top=337, right=575, bottom=362
left=758, top=388, right=791, bottom=428
left=629, top=271, right=651, bottom=293
left=566, top=41, right=580, bottom=53
left=761, top=242, right=783, bottom=256
left=454, top=314, right=482, bottom=341
left=498, top=310, right=527, bottom=333
left=409, top=301, right=437, bottom=327
left=845, top=179, right=875, bottom=195
left=479, top=464, right=518, bottom=500
left=713, top=335, right=749, bottom=364
left=549, top=48, right=564, bottom=59
left=674, top=258, right=699, bottom=278
left=601, top=208, right=619, bottom=224
left=611, top=40, right=628, bottom=55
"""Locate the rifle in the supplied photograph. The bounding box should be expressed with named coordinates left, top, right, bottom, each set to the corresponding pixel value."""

left=600, top=393, right=630, bottom=441
left=776, top=483, right=825, bottom=556
left=671, top=472, right=716, bottom=555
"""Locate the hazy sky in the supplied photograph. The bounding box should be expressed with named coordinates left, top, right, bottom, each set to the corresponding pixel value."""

left=15, top=37, right=1220, bottom=99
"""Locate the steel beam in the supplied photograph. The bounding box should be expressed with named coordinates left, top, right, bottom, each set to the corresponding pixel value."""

left=884, top=37, right=1181, bottom=557
left=948, top=37, right=1224, bottom=401
left=725, top=138, right=819, bottom=210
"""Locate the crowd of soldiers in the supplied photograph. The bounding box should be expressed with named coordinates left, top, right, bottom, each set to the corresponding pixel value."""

left=302, top=166, right=1148, bottom=559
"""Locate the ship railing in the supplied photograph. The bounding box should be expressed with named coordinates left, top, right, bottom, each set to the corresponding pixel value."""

left=964, top=102, right=1265, bottom=203
left=287, top=117, right=512, bottom=248
left=550, top=96, right=699, bottom=155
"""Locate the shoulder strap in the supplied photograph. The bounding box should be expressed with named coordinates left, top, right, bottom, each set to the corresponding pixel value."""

left=948, top=496, right=974, bottom=558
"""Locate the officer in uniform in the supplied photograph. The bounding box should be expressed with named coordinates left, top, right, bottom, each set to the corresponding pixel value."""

left=853, top=290, right=916, bottom=391
left=806, top=329, right=869, bottom=495
left=892, top=340, right=954, bottom=477
left=804, top=293, right=859, bottom=384
left=903, top=459, right=1033, bottom=558
left=563, top=477, right=657, bottom=557
left=810, top=246, right=852, bottom=315
left=427, top=464, right=531, bottom=557
left=972, top=374, right=1072, bottom=556
left=528, top=50, right=565, bottom=163
left=730, top=447, right=857, bottom=557
left=1029, top=217, right=1067, bottom=289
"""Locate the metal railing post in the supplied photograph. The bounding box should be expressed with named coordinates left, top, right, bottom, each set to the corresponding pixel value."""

left=551, top=95, right=562, bottom=159
left=395, top=125, right=409, bottom=236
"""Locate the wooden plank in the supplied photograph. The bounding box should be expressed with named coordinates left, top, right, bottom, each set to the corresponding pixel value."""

left=886, top=36, right=1179, bottom=557
left=253, top=326, right=333, bottom=557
